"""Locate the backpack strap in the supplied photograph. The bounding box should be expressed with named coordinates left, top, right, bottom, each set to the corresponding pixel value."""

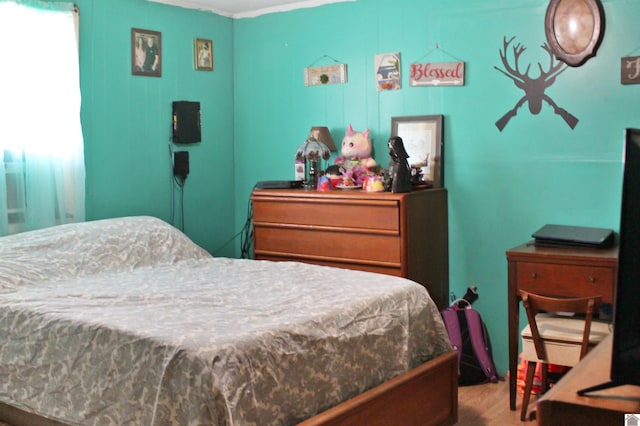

left=463, top=308, right=503, bottom=383
left=449, top=298, right=471, bottom=309
left=441, top=307, right=463, bottom=369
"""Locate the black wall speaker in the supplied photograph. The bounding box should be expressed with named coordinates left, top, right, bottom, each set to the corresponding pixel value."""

left=173, top=151, right=189, bottom=178
left=172, top=101, right=201, bottom=144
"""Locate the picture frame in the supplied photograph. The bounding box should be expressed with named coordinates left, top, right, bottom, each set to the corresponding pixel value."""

left=194, top=38, right=214, bottom=71
left=544, top=0, right=604, bottom=67
left=390, top=115, right=444, bottom=188
left=132, top=28, right=162, bottom=77
left=375, top=52, right=401, bottom=91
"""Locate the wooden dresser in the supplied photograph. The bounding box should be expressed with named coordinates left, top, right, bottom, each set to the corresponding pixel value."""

left=251, top=188, right=449, bottom=309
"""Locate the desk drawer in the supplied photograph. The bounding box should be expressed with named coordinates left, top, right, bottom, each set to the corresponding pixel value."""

left=517, top=262, right=615, bottom=301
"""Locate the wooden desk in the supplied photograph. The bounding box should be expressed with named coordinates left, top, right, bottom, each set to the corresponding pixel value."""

left=537, top=335, right=640, bottom=425
left=505, top=242, right=618, bottom=410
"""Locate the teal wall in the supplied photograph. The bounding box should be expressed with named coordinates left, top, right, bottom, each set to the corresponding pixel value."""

left=66, top=0, right=640, bottom=373
left=233, top=0, right=640, bottom=373
left=75, top=0, right=236, bottom=256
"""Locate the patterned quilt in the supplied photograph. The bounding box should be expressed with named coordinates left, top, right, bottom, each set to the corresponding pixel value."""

left=0, top=216, right=452, bottom=425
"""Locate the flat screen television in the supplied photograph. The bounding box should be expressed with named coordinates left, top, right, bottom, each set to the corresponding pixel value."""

left=578, top=128, right=640, bottom=395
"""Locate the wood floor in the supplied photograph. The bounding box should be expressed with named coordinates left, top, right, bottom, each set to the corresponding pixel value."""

left=458, top=379, right=538, bottom=425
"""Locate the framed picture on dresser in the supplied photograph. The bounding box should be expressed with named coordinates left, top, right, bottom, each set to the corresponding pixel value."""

left=391, top=115, right=444, bottom=188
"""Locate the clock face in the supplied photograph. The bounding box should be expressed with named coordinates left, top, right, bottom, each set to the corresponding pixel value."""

left=545, top=0, right=604, bottom=67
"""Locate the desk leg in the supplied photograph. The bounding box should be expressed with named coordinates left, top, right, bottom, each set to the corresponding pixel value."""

left=508, top=300, right=519, bottom=410
left=508, top=260, right=519, bottom=411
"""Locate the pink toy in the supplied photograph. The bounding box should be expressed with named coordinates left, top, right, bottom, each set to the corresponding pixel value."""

left=335, top=125, right=377, bottom=170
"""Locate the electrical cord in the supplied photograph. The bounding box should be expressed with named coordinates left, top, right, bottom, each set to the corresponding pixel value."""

left=212, top=186, right=255, bottom=258
left=239, top=195, right=253, bottom=259
left=169, top=140, right=175, bottom=226
left=169, top=129, right=187, bottom=232
left=173, top=174, right=186, bottom=232
left=169, top=122, right=251, bottom=255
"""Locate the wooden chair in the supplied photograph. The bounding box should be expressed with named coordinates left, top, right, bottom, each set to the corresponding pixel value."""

left=518, top=290, right=610, bottom=421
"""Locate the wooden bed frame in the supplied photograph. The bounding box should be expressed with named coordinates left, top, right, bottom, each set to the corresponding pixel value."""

left=301, top=350, right=458, bottom=426
left=0, top=351, right=458, bottom=426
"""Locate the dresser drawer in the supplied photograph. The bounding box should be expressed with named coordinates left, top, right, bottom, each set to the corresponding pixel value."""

left=517, top=262, right=615, bottom=301
left=252, top=198, right=399, bottom=232
left=254, top=227, right=401, bottom=265
left=258, top=255, right=403, bottom=277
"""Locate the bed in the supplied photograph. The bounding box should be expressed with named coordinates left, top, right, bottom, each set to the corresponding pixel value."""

left=0, top=216, right=457, bottom=425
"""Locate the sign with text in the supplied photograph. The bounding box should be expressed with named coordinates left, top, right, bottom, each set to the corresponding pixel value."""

left=303, top=64, right=348, bottom=86
left=410, top=61, right=464, bottom=86
left=621, top=56, right=640, bottom=85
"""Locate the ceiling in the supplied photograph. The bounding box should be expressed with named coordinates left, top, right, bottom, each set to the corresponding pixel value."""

left=148, top=0, right=354, bottom=18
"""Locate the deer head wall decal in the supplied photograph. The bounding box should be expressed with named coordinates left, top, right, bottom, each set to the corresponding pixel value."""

left=494, top=36, right=579, bottom=132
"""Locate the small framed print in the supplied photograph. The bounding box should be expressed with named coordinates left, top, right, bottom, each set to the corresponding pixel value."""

left=132, top=28, right=162, bottom=77
left=303, top=64, right=348, bottom=86
left=391, top=115, right=444, bottom=188
left=195, top=38, right=213, bottom=71
left=375, top=52, right=401, bottom=91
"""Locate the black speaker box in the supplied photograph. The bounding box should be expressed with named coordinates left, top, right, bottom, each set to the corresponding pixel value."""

left=173, top=151, right=189, bottom=178
left=172, top=101, right=201, bottom=143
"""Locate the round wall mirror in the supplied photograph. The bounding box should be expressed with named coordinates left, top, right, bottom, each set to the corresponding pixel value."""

left=544, top=0, right=604, bottom=67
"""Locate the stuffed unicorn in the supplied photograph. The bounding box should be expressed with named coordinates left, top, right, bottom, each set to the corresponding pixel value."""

left=334, top=125, right=377, bottom=170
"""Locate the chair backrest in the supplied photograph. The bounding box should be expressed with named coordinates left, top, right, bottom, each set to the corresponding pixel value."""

left=519, top=290, right=603, bottom=362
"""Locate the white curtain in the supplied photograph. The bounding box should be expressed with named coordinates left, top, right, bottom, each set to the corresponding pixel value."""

left=0, top=0, right=84, bottom=236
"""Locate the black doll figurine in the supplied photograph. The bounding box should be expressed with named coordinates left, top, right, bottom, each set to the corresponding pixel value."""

left=385, top=136, right=412, bottom=193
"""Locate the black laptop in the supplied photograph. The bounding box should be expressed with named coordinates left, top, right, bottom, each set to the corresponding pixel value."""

left=532, top=224, right=615, bottom=249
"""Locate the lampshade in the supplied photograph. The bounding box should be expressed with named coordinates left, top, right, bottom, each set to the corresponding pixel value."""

left=308, top=126, right=337, bottom=152
left=295, top=136, right=331, bottom=162
left=295, top=134, right=331, bottom=190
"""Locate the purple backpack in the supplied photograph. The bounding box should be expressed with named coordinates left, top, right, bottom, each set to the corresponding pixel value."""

left=441, top=299, right=502, bottom=386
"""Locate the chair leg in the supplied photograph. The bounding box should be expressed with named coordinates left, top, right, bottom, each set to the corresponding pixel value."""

left=521, top=361, right=537, bottom=422
left=541, top=363, right=548, bottom=394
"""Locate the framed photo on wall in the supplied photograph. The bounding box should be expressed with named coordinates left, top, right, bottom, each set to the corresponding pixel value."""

left=132, top=28, right=162, bottom=77
left=391, top=115, right=444, bottom=188
left=194, top=38, right=213, bottom=71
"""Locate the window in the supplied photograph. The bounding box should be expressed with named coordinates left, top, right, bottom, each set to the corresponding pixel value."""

left=0, top=1, right=84, bottom=236
left=3, top=150, right=26, bottom=234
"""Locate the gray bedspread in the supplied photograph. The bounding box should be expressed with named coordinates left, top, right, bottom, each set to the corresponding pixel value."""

left=0, top=216, right=452, bottom=425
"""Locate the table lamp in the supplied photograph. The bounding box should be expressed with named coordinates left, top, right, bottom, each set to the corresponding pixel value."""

left=295, top=128, right=333, bottom=189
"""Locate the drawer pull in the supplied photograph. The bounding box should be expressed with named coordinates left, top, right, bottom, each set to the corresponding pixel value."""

left=588, top=275, right=596, bottom=283
left=530, top=272, right=537, bottom=279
